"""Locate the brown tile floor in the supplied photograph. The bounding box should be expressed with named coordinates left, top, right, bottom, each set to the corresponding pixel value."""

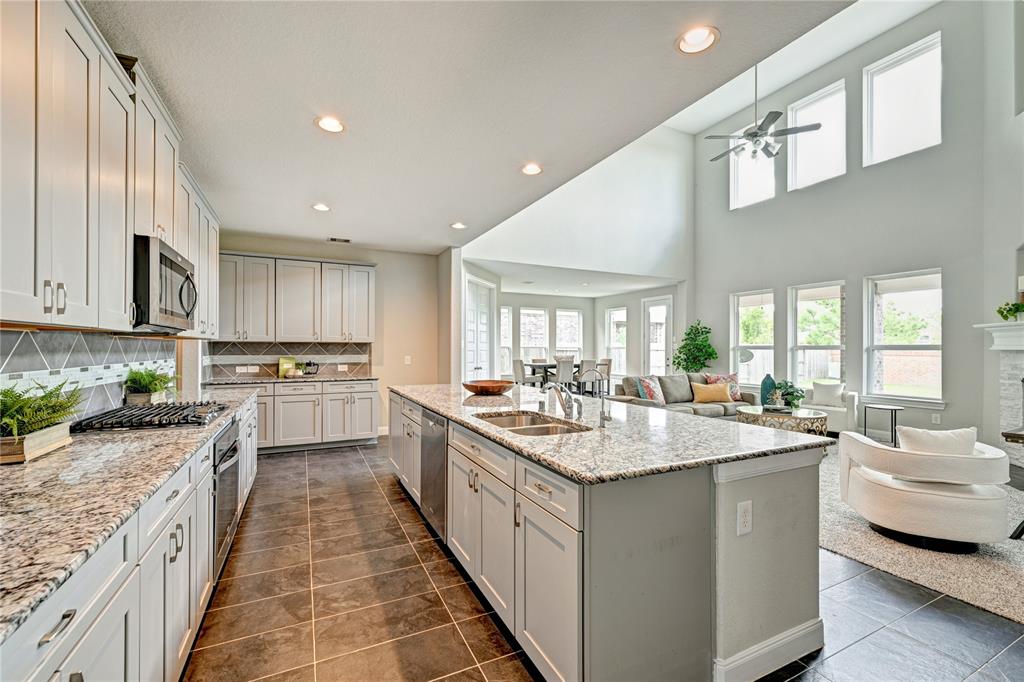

left=184, top=441, right=542, bottom=682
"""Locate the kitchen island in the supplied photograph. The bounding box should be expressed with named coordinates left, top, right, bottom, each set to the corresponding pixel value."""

left=390, top=384, right=834, bottom=682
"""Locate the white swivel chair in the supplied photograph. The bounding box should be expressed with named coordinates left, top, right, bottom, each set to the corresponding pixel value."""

left=513, top=359, right=543, bottom=386
left=839, top=431, right=1010, bottom=550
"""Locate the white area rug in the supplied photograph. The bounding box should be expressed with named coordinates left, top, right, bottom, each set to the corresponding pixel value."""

left=819, top=450, right=1024, bottom=623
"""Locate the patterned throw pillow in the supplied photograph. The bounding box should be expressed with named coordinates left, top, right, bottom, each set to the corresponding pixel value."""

left=705, top=373, right=741, bottom=401
left=634, top=376, right=666, bottom=405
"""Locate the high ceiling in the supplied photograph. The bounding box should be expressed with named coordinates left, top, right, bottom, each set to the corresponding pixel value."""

left=466, top=259, right=679, bottom=298
left=85, top=1, right=848, bottom=255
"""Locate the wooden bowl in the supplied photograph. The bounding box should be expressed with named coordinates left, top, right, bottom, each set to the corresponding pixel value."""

left=462, top=380, right=515, bottom=396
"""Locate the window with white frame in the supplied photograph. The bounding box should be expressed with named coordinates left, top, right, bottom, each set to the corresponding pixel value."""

left=732, top=291, right=774, bottom=384
left=519, top=308, right=548, bottom=361
left=788, top=81, right=846, bottom=191
left=555, top=309, right=583, bottom=360
left=863, top=32, right=942, bottom=166
left=605, top=308, right=627, bottom=375
left=499, top=306, right=513, bottom=376
left=865, top=271, right=942, bottom=400
left=790, top=283, right=844, bottom=388
left=729, top=126, right=775, bottom=210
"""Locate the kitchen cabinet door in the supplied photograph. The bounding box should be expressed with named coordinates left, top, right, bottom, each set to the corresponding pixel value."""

left=408, top=420, right=422, bottom=504
left=133, top=77, right=157, bottom=239
left=274, top=395, right=321, bottom=447
left=153, top=119, right=177, bottom=247
left=207, top=224, right=219, bottom=338
left=321, top=263, right=348, bottom=342
left=388, top=394, right=402, bottom=474
left=218, top=255, right=243, bottom=341
left=515, top=495, right=582, bottom=682
left=243, top=256, right=275, bottom=342
left=1, top=0, right=48, bottom=324
left=347, top=266, right=375, bottom=342
left=54, top=568, right=140, bottom=682
left=350, top=392, right=379, bottom=441
left=276, top=259, right=321, bottom=342
left=196, top=208, right=209, bottom=336
left=37, top=0, right=100, bottom=327
left=322, top=393, right=352, bottom=442
left=173, top=171, right=192, bottom=266
left=256, top=396, right=274, bottom=449
left=447, top=448, right=479, bottom=577
left=96, top=59, right=134, bottom=331
left=193, top=469, right=215, bottom=620
left=477, top=469, right=515, bottom=631
left=166, top=491, right=196, bottom=682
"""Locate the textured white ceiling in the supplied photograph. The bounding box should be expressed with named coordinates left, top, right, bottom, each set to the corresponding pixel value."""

left=467, top=258, right=678, bottom=298
left=85, top=1, right=848, bottom=255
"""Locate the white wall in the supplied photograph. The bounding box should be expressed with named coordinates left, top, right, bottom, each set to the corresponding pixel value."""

left=692, top=1, right=1013, bottom=435
left=594, top=283, right=688, bottom=378
left=464, top=126, right=696, bottom=282
left=437, top=247, right=462, bottom=384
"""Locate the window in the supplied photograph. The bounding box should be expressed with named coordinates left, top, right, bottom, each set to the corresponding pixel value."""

left=605, top=308, right=627, bottom=375
left=519, top=308, right=548, bottom=361
left=555, top=309, right=583, bottom=360
left=788, top=81, right=846, bottom=190
left=499, top=306, right=513, bottom=376
left=732, top=291, right=774, bottom=384
left=729, top=126, right=775, bottom=210
left=865, top=270, right=942, bottom=400
left=863, top=32, right=942, bottom=166
left=790, top=283, right=844, bottom=388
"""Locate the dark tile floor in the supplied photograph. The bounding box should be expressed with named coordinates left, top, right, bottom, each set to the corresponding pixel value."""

left=184, top=441, right=541, bottom=682
left=185, top=441, right=1023, bottom=682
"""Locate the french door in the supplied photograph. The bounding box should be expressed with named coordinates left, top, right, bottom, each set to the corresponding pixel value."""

left=642, top=296, right=673, bottom=376
left=464, top=278, right=494, bottom=381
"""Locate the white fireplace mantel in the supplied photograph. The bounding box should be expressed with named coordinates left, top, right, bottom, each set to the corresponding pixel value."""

left=974, top=321, right=1024, bottom=351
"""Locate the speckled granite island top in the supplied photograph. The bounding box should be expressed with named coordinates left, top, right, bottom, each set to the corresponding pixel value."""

left=0, top=388, right=258, bottom=645
left=390, top=384, right=834, bottom=485
left=205, top=376, right=377, bottom=385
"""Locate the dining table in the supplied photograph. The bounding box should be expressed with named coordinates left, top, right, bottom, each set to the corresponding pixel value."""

left=524, top=361, right=579, bottom=384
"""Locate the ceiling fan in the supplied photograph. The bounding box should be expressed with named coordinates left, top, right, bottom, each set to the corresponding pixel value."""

left=706, top=64, right=822, bottom=162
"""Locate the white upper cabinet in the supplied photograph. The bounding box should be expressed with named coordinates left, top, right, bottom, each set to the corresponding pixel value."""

left=130, top=64, right=180, bottom=249
left=174, top=169, right=193, bottom=261
left=347, top=265, right=375, bottom=342
left=174, top=165, right=219, bottom=339
left=276, top=259, right=321, bottom=342
left=321, top=263, right=347, bottom=343
left=219, top=255, right=244, bottom=341
left=207, top=221, right=219, bottom=338
left=243, top=256, right=275, bottom=341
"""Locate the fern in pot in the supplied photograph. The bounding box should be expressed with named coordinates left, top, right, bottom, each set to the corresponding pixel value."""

left=1, top=381, right=81, bottom=464
left=124, top=369, right=175, bottom=405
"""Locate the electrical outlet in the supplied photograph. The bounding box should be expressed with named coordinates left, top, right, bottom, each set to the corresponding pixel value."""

left=247, top=365, right=259, bottom=373
left=235, top=366, right=246, bottom=374
left=337, top=364, right=348, bottom=371
left=737, top=500, right=752, bottom=536
left=404, top=355, right=412, bottom=365
left=931, top=414, right=941, bottom=425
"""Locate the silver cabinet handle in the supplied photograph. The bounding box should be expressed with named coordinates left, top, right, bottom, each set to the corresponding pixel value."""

left=473, top=472, right=479, bottom=492
left=43, top=280, right=53, bottom=313
left=175, top=523, right=184, bottom=552
left=235, top=330, right=240, bottom=339
left=169, top=528, right=178, bottom=563
left=37, top=609, right=76, bottom=647
left=533, top=481, right=553, bottom=495
left=467, top=467, right=474, bottom=489
left=128, top=302, right=137, bottom=325
left=201, top=453, right=210, bottom=464
left=514, top=501, right=521, bottom=528
left=165, top=488, right=180, bottom=503
left=243, top=330, right=248, bottom=340
left=69, top=673, right=84, bottom=682
left=55, top=282, right=66, bottom=314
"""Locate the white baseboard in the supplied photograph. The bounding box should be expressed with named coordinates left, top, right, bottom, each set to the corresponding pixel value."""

left=713, top=618, right=823, bottom=682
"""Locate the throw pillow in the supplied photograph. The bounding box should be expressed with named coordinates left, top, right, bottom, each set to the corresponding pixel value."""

left=812, top=382, right=845, bottom=407
left=705, top=373, right=741, bottom=401
left=692, top=382, right=731, bottom=403
left=635, top=376, right=666, bottom=405
left=896, top=426, right=977, bottom=455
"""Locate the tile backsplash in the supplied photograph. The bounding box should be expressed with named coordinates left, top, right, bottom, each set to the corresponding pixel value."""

left=206, top=341, right=371, bottom=380
left=0, top=330, right=176, bottom=419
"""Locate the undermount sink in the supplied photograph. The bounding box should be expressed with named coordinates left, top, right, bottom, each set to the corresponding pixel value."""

left=475, top=412, right=591, bottom=437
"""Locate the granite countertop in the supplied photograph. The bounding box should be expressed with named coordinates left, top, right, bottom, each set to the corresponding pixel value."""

left=390, top=384, right=834, bottom=485
left=205, top=376, right=378, bottom=385
left=0, top=388, right=258, bottom=645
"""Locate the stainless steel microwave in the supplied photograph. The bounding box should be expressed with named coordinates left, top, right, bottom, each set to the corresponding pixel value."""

left=132, top=235, right=197, bottom=334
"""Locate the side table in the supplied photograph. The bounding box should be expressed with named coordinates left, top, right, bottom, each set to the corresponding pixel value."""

left=863, top=404, right=904, bottom=446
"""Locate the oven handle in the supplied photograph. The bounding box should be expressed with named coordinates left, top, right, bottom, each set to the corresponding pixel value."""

left=217, top=451, right=240, bottom=472
left=179, top=271, right=198, bottom=319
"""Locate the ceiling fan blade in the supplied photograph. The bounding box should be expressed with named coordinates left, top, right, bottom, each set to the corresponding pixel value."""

left=704, top=134, right=746, bottom=140
left=772, top=123, right=822, bottom=137
left=709, top=144, right=745, bottom=162
left=757, top=110, right=783, bottom=132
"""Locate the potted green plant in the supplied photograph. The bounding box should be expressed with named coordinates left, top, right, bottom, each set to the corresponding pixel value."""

left=996, top=301, right=1024, bottom=321
left=124, top=368, right=175, bottom=405
left=0, top=381, right=81, bottom=464
left=673, top=320, right=719, bottom=373
left=775, top=380, right=806, bottom=409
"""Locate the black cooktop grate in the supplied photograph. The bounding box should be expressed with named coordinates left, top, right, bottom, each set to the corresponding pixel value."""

left=72, top=401, right=226, bottom=432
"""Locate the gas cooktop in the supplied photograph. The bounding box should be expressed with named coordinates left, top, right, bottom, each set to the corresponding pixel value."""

left=71, top=401, right=226, bottom=432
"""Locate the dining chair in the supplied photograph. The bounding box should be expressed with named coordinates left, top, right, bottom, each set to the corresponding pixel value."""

left=554, top=357, right=575, bottom=389
left=596, top=358, right=612, bottom=395
left=513, top=359, right=542, bottom=386
left=575, top=359, right=597, bottom=395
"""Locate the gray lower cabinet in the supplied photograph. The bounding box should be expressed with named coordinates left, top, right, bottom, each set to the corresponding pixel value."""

left=256, top=396, right=274, bottom=449
left=388, top=393, right=402, bottom=472
left=193, top=468, right=215, bottom=622
left=274, top=394, right=321, bottom=447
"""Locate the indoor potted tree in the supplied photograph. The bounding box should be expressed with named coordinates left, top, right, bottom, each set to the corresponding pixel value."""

left=0, top=381, right=81, bottom=464
left=672, top=320, right=718, bottom=373
left=124, top=368, right=175, bottom=405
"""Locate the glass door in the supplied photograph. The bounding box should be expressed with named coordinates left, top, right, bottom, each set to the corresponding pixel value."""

left=642, top=296, right=673, bottom=376
left=464, top=279, right=493, bottom=380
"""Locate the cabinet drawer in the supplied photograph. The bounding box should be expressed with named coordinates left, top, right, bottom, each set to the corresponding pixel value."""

left=449, top=424, right=515, bottom=488
left=1, top=516, right=139, bottom=682
left=276, top=382, right=320, bottom=395
left=138, top=459, right=195, bottom=554
left=323, top=381, right=377, bottom=394
left=248, top=383, right=274, bottom=396
left=516, top=457, right=582, bottom=530
left=401, top=398, right=421, bottom=424
left=194, top=441, right=213, bottom=479
left=209, top=383, right=273, bottom=397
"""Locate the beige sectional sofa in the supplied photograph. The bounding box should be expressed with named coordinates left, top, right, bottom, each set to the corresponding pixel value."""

left=610, top=373, right=760, bottom=419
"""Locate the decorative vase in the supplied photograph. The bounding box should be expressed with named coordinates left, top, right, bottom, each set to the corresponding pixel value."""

left=760, top=374, right=776, bottom=405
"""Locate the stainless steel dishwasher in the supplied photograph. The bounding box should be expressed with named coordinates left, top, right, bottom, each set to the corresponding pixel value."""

left=419, top=409, right=448, bottom=541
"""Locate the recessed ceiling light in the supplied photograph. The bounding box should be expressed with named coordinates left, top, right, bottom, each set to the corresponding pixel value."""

left=521, top=162, right=543, bottom=176
left=677, top=26, right=720, bottom=55
left=450, top=222, right=467, bottom=230
left=316, top=116, right=345, bottom=133
left=581, top=282, right=589, bottom=287
left=312, top=202, right=330, bottom=212
left=522, top=280, right=535, bottom=285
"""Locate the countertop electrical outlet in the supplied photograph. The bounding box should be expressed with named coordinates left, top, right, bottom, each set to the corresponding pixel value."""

left=737, top=500, right=752, bottom=536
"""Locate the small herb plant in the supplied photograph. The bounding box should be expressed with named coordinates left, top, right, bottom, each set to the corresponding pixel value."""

left=996, top=301, right=1024, bottom=321
left=0, top=381, right=82, bottom=440
left=124, top=368, right=175, bottom=395
left=673, top=320, right=719, bottom=373
left=775, top=380, right=806, bottom=408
